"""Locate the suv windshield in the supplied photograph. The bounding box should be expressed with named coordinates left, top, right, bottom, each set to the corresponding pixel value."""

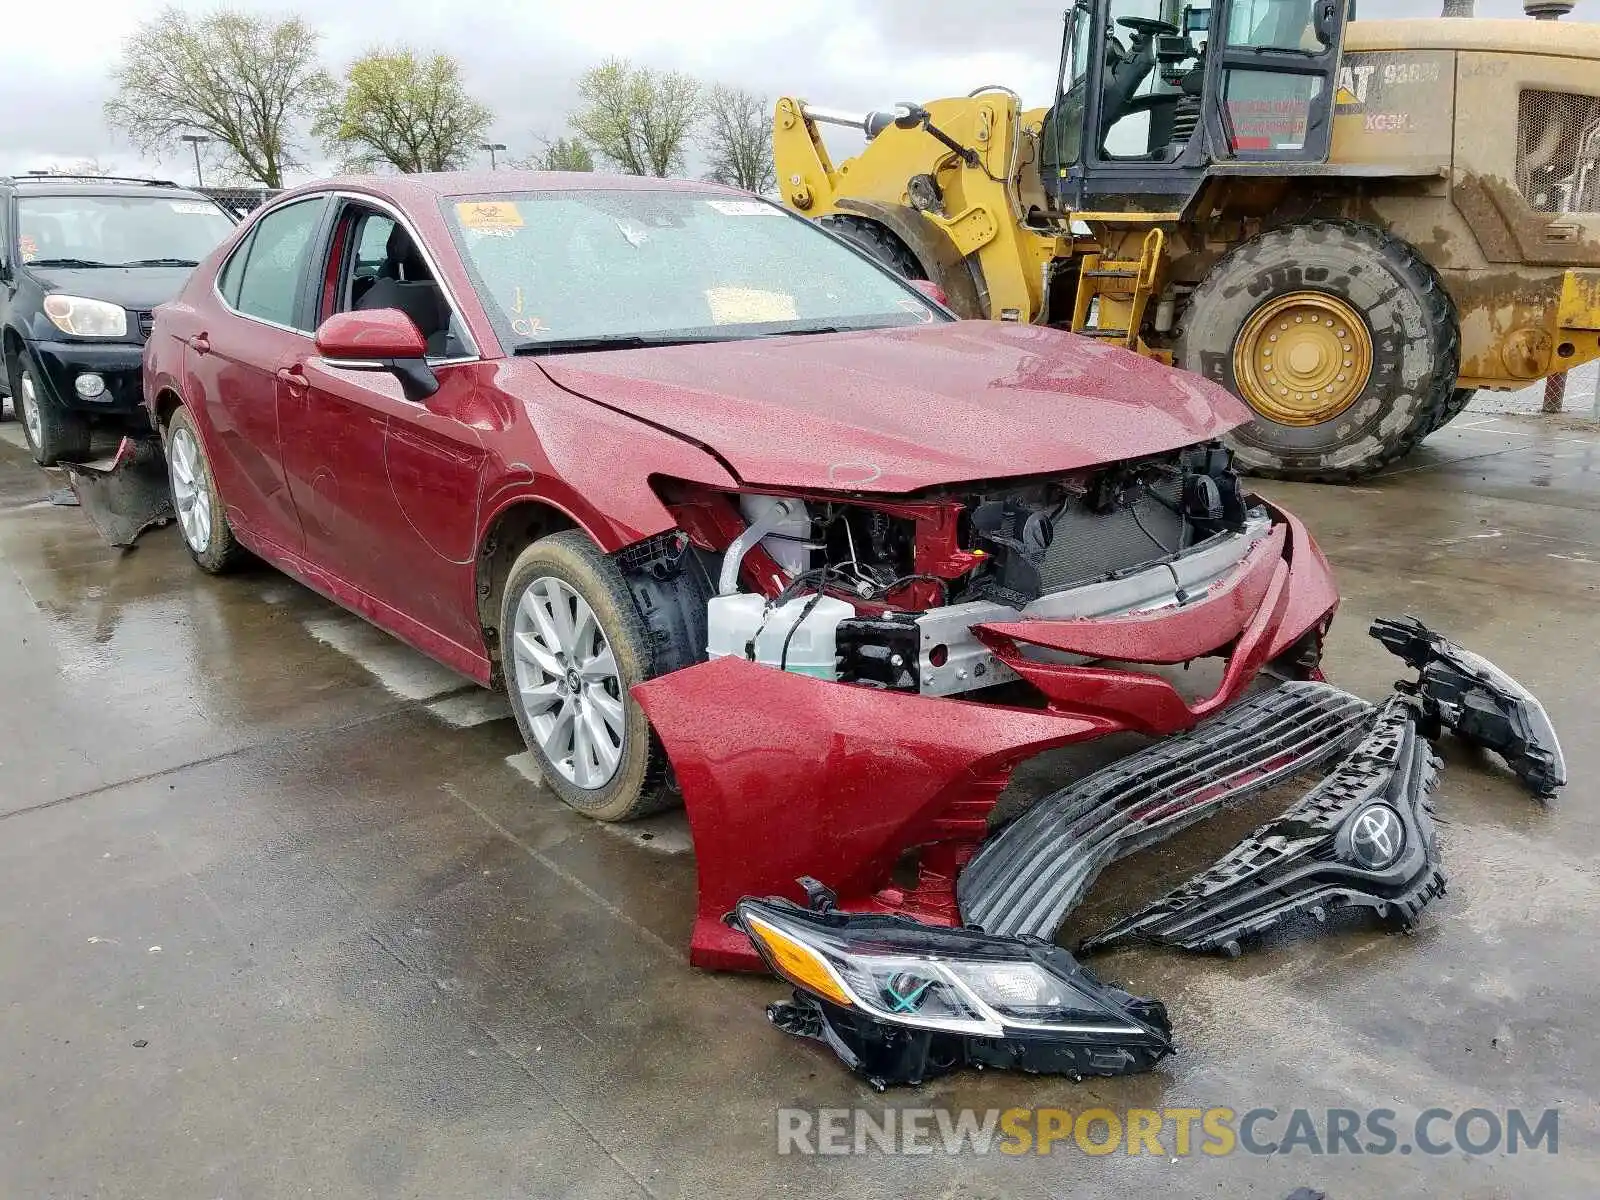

left=443, top=189, right=946, bottom=351
left=16, top=194, right=235, bottom=268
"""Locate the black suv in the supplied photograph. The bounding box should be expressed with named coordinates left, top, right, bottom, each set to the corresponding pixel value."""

left=0, top=175, right=236, bottom=464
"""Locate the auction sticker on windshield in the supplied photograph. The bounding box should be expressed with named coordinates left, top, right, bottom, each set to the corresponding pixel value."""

left=456, top=201, right=525, bottom=231
left=705, top=286, right=798, bottom=324
left=705, top=199, right=781, bottom=217
left=170, top=201, right=219, bottom=215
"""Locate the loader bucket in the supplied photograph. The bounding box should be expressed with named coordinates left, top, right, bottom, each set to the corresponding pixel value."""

left=63, top=436, right=174, bottom=548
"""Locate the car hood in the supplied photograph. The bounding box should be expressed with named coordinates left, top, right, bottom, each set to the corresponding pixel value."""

left=533, top=322, right=1251, bottom=493
left=23, top=265, right=194, bottom=311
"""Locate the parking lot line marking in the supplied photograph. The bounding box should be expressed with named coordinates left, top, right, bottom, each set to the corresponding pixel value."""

left=440, top=782, right=680, bottom=962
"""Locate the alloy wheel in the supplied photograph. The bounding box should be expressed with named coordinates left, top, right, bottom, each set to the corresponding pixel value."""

left=510, top=576, right=627, bottom=788
left=168, top=426, right=212, bottom=553
left=18, top=374, right=42, bottom=450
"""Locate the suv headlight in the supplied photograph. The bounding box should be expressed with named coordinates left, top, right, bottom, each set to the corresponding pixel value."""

left=43, top=295, right=128, bottom=338
left=732, top=896, right=1173, bottom=1087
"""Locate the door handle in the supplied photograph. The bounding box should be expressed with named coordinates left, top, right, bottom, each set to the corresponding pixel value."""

left=276, top=365, right=310, bottom=391
left=188, top=333, right=210, bottom=355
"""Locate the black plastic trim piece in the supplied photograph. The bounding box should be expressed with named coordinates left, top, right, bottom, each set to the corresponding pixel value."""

left=1370, top=616, right=1566, bottom=800
left=958, top=681, right=1375, bottom=939
left=1082, top=694, right=1446, bottom=957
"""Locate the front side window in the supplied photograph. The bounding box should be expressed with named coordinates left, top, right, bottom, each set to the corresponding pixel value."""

left=231, top=198, right=325, bottom=329
left=15, top=194, right=234, bottom=268
left=326, top=204, right=469, bottom=360
left=443, top=189, right=945, bottom=352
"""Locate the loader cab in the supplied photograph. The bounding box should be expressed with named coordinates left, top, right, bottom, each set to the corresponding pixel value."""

left=1042, top=0, right=1349, bottom=212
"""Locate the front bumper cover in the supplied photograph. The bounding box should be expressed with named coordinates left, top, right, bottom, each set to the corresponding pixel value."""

left=1081, top=693, right=1446, bottom=956
left=28, top=338, right=146, bottom=414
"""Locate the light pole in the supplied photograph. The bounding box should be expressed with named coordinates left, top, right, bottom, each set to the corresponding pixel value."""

left=1523, top=0, right=1576, bottom=411
left=179, top=134, right=210, bottom=187
left=480, top=142, right=507, bottom=170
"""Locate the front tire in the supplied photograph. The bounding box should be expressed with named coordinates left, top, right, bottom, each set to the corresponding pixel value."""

left=1427, top=387, right=1477, bottom=435
left=817, top=215, right=927, bottom=280
left=1176, top=220, right=1458, bottom=482
left=500, top=530, right=673, bottom=822
left=8, top=350, right=90, bottom=466
left=165, top=406, right=244, bottom=573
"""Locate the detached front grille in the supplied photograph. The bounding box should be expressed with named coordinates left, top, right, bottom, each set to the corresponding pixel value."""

left=134, top=310, right=154, bottom=342
left=1517, top=89, right=1600, bottom=214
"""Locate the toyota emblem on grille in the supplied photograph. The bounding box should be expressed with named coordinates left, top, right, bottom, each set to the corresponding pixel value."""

left=1347, top=803, right=1404, bottom=870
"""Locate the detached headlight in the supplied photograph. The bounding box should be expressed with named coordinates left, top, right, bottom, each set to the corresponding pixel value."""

left=733, top=895, right=1173, bottom=1088
left=43, top=295, right=127, bottom=338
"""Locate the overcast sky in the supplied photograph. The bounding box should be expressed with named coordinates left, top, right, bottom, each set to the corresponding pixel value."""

left=0, top=0, right=1552, bottom=182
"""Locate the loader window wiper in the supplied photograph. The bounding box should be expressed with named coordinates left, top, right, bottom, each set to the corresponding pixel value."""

left=118, top=257, right=200, bottom=267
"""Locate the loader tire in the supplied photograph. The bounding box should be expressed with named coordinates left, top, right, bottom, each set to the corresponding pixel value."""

left=1426, top=387, right=1477, bottom=435
left=1176, top=220, right=1458, bottom=482
left=817, top=215, right=927, bottom=280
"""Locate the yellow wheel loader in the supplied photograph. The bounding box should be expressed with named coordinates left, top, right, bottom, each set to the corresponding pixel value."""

left=773, top=1, right=1600, bottom=480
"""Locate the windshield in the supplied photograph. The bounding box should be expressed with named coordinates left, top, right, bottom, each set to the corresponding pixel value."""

left=16, top=194, right=236, bottom=268
left=442, top=189, right=946, bottom=351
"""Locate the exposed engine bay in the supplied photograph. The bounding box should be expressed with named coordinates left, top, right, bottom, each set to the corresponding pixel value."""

left=651, top=441, right=1266, bottom=701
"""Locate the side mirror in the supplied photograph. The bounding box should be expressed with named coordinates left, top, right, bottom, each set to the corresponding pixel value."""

left=314, top=309, right=438, bottom=401
left=909, top=278, right=950, bottom=307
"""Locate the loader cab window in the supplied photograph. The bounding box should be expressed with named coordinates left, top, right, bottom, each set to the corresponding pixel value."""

left=1095, top=0, right=1208, bottom=162
left=1219, top=0, right=1330, bottom=153
left=1043, top=0, right=1209, bottom=177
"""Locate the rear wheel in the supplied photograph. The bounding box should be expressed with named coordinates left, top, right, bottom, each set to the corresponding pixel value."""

left=7, top=351, right=90, bottom=466
left=817, top=215, right=927, bottom=280
left=500, top=531, right=674, bottom=822
left=1176, top=220, right=1458, bottom=482
left=166, top=406, right=245, bottom=573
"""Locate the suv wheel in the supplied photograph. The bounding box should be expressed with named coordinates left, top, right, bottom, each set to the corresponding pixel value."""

left=8, top=351, right=90, bottom=466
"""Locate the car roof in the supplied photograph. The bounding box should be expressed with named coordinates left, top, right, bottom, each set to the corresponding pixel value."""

left=275, top=170, right=749, bottom=207
left=5, top=179, right=215, bottom=201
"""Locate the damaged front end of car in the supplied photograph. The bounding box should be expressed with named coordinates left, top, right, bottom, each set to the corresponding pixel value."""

left=624, top=446, right=1562, bottom=1086
left=632, top=441, right=1342, bottom=973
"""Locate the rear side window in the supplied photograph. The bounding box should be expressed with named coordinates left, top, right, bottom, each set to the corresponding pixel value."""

left=232, top=198, right=325, bottom=329
left=216, top=229, right=253, bottom=307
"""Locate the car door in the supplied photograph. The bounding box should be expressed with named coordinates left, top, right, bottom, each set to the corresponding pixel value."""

left=278, top=198, right=489, bottom=653
left=185, top=195, right=329, bottom=554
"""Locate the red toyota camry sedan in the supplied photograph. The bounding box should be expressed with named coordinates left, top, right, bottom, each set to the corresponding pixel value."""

left=143, top=172, right=1343, bottom=968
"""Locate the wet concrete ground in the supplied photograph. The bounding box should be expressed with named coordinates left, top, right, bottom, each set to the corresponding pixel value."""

left=0, top=412, right=1596, bottom=1199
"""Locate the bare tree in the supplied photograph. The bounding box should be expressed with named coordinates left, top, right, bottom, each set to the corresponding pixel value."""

left=701, top=85, right=775, bottom=194
left=1441, top=0, right=1474, bottom=15
left=42, top=158, right=117, bottom=178
left=104, top=8, right=330, bottom=188
left=570, top=59, right=700, bottom=177
left=315, top=49, right=493, bottom=173
left=529, top=137, right=595, bottom=172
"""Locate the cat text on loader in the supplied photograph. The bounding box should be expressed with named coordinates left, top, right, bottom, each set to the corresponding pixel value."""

left=773, top=1, right=1600, bottom=480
